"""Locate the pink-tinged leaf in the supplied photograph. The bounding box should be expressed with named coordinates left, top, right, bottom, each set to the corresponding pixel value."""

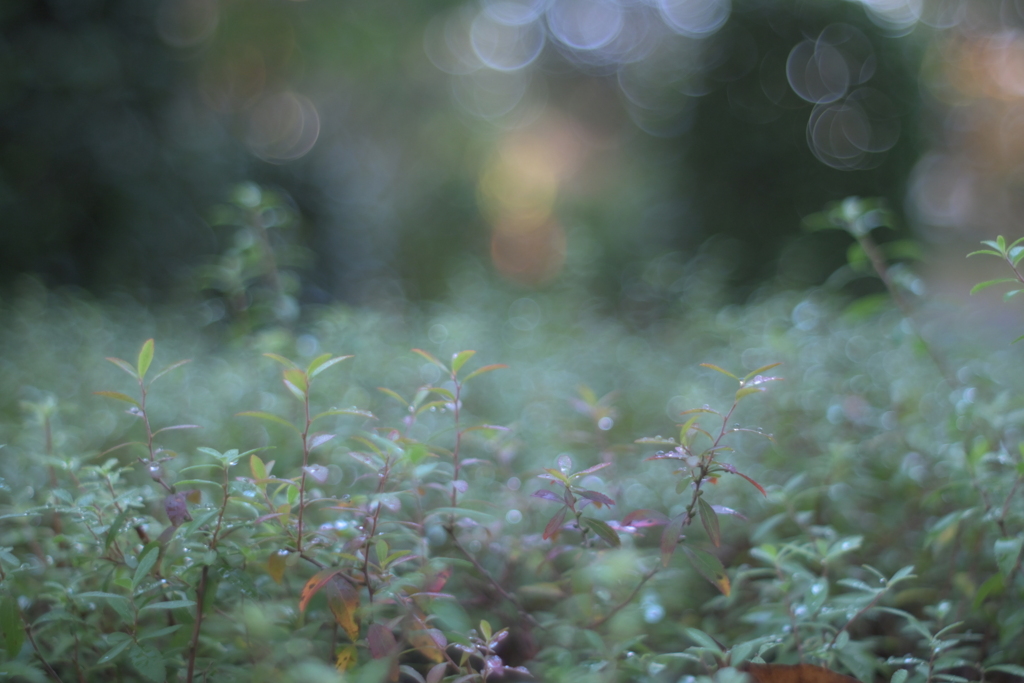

left=94, top=391, right=140, bottom=407
left=462, top=363, right=508, bottom=383
left=573, top=462, right=612, bottom=477
left=543, top=468, right=570, bottom=484
left=263, top=353, right=300, bottom=370
left=622, top=509, right=669, bottom=527
left=427, top=662, right=448, bottom=683
left=423, top=566, right=453, bottom=593
left=149, top=358, right=191, bottom=385
left=700, top=363, right=738, bottom=380
left=411, top=348, right=449, bottom=372
left=711, top=505, right=747, bottom=521
left=661, top=512, right=688, bottom=567
left=152, top=424, right=200, bottom=436
left=578, top=490, right=615, bottom=508
left=307, top=432, right=336, bottom=450
left=367, top=623, right=398, bottom=659
left=105, top=356, right=138, bottom=379
left=461, top=424, right=511, bottom=435
left=697, top=497, right=721, bottom=548
left=303, top=464, right=329, bottom=483
left=720, top=464, right=767, bottom=497
left=532, top=489, right=562, bottom=503
left=543, top=507, right=568, bottom=541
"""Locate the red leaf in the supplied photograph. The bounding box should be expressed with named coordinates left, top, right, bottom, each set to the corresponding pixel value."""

left=367, top=623, right=398, bottom=659
left=578, top=490, right=615, bottom=508
left=299, top=568, right=345, bottom=612
left=721, top=464, right=767, bottom=497
left=543, top=507, right=568, bottom=541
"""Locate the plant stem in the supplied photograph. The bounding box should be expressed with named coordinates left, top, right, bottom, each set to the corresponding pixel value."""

left=21, top=609, right=64, bottom=683
left=589, top=565, right=659, bottom=629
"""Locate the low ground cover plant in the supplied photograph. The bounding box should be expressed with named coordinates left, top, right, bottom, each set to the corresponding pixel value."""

left=0, top=241, right=1022, bottom=682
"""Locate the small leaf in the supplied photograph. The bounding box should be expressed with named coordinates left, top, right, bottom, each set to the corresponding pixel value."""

left=106, top=356, right=138, bottom=379
left=299, top=568, right=344, bottom=612
left=578, top=490, right=615, bottom=508
left=685, top=627, right=724, bottom=652
left=311, top=408, right=376, bottom=422
left=152, top=424, right=201, bottom=436
left=711, top=505, right=747, bottom=521
left=140, top=600, right=195, bottom=611
left=303, top=464, right=329, bottom=483
left=462, top=363, right=508, bottom=383
left=105, top=508, right=133, bottom=551
left=681, top=545, right=730, bottom=596
left=129, top=643, right=165, bottom=683
left=427, top=662, right=448, bottom=683
left=583, top=517, right=621, bottom=547
left=267, top=550, right=287, bottom=584
left=336, top=645, right=358, bottom=672
left=721, top=464, right=767, bottom=497
left=263, top=353, right=300, bottom=370
left=411, top=348, right=449, bottom=372
left=250, top=454, right=268, bottom=481
left=966, top=249, right=1003, bottom=258
left=970, top=278, right=1017, bottom=295
left=377, top=387, right=408, bottom=406
left=94, top=391, right=140, bottom=407
left=572, top=462, right=612, bottom=478
left=543, top=507, right=568, bottom=541
left=891, top=669, right=909, bottom=683
left=237, top=411, right=300, bottom=434
left=0, top=595, right=24, bottom=657
left=97, top=637, right=133, bottom=664
left=735, top=386, right=766, bottom=401
left=697, top=497, right=721, bottom=547
left=148, top=358, right=191, bottom=385
left=532, top=489, right=562, bottom=503
left=450, top=350, right=476, bottom=374
left=324, top=576, right=361, bottom=640
left=308, top=354, right=353, bottom=378
left=133, top=547, right=159, bottom=592
left=995, top=536, right=1023, bottom=578
left=621, top=509, right=669, bottom=527
left=137, top=339, right=155, bottom=380
left=661, top=512, right=688, bottom=566
left=699, top=363, right=738, bottom=379
left=368, top=622, right=398, bottom=659
left=742, top=362, right=782, bottom=382
left=308, top=432, right=337, bottom=450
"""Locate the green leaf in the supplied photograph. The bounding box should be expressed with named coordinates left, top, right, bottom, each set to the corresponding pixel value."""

left=308, top=354, right=353, bottom=378
left=697, top=497, right=721, bottom=547
left=450, top=350, right=476, bottom=374
left=969, top=278, right=1016, bottom=295
left=479, top=619, right=492, bottom=642
left=987, top=665, right=1024, bottom=677
left=681, top=545, right=730, bottom=596
left=742, top=363, right=782, bottom=382
left=129, top=643, right=165, bottom=682
left=250, top=454, right=268, bottom=481
left=735, top=386, right=766, bottom=401
left=995, top=536, right=1023, bottom=578
left=263, top=353, right=300, bottom=370
left=133, top=546, right=159, bottom=592
left=699, top=363, right=737, bottom=380
left=890, top=669, right=909, bottom=683
left=582, top=517, right=620, bottom=547
left=97, top=636, right=133, bottom=664
left=93, top=391, right=140, bottom=407
left=106, top=356, right=138, bottom=379
left=1, top=595, right=24, bottom=657
left=377, top=387, right=408, bottom=406
left=105, top=508, right=133, bottom=551
left=462, top=364, right=508, bottom=383
left=137, top=339, right=154, bottom=380
left=311, top=408, right=375, bottom=423
left=966, top=249, right=1003, bottom=258
left=237, top=411, right=299, bottom=434
left=684, top=627, right=723, bottom=652
left=140, top=600, right=195, bottom=612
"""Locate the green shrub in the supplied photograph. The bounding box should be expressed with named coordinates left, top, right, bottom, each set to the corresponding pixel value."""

left=0, top=263, right=1022, bottom=683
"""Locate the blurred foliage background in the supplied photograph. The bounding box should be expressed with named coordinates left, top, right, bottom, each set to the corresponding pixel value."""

left=5, top=0, right=1016, bottom=310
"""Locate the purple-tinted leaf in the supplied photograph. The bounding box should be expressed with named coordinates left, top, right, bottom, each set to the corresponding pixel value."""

left=152, top=424, right=201, bottom=436
left=307, top=432, right=336, bottom=450
left=532, top=489, right=562, bottom=503
left=303, top=464, right=329, bottom=483
left=572, top=462, right=612, bottom=477
left=368, top=623, right=398, bottom=659
left=720, top=464, right=767, bottom=497
left=427, top=662, right=448, bottom=683
left=543, top=507, right=568, bottom=541
left=622, top=509, right=669, bottom=527
left=578, top=490, right=615, bottom=508
left=164, top=492, right=190, bottom=526
left=711, top=505, right=747, bottom=521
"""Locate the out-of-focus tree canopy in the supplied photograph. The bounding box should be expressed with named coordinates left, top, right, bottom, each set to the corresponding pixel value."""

left=2, top=0, right=1008, bottom=305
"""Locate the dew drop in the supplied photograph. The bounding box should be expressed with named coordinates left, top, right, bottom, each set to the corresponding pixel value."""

left=597, top=416, right=613, bottom=431
left=557, top=454, right=573, bottom=473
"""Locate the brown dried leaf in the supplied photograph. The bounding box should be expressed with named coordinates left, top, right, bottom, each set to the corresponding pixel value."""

left=740, top=663, right=859, bottom=683
left=325, top=576, right=360, bottom=640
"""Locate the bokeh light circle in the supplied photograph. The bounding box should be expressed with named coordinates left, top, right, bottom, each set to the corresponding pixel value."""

left=471, top=11, right=546, bottom=71
left=656, top=0, right=730, bottom=39
left=546, top=0, right=625, bottom=51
